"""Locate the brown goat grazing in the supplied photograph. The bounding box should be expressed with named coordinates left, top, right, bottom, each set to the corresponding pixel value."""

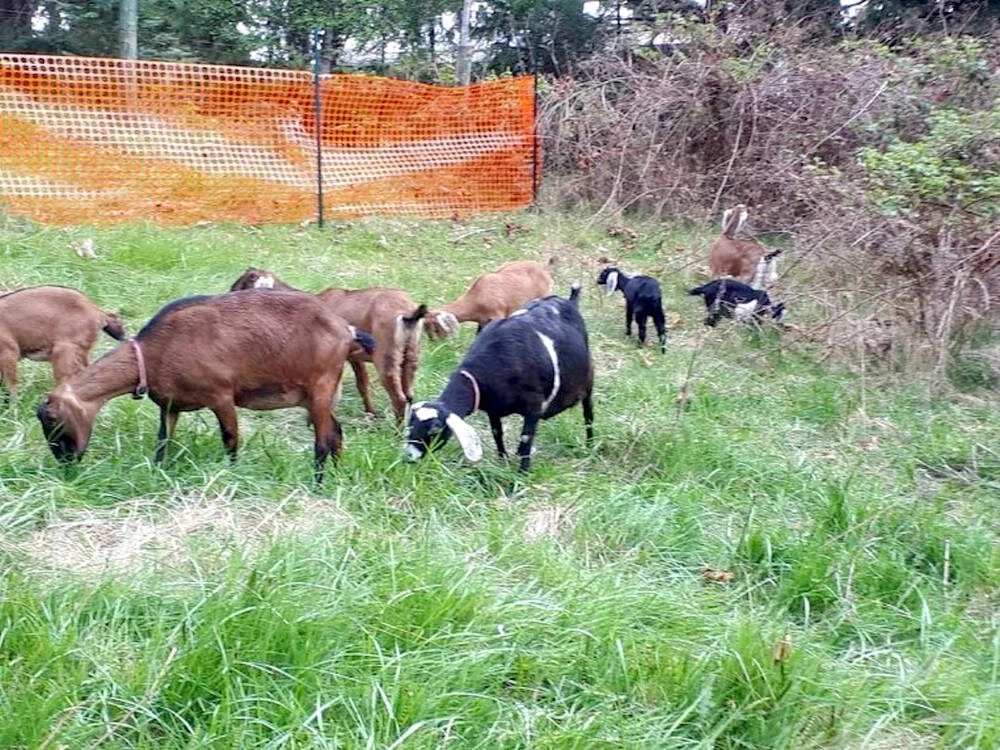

left=36, top=290, right=352, bottom=483
left=229, top=268, right=427, bottom=421
left=229, top=267, right=378, bottom=415
left=0, top=285, right=125, bottom=400
left=425, top=260, right=554, bottom=340
left=708, top=205, right=780, bottom=289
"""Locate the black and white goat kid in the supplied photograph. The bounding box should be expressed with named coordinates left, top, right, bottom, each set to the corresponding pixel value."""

left=596, top=266, right=667, bottom=353
left=688, top=278, right=787, bottom=327
left=404, top=285, right=594, bottom=472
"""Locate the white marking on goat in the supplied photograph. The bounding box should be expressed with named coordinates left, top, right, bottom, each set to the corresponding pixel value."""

left=734, top=300, right=759, bottom=321
left=347, top=325, right=357, bottom=338
left=404, top=443, right=424, bottom=461
left=253, top=274, right=275, bottom=289
left=415, top=406, right=439, bottom=422
left=509, top=308, right=528, bottom=318
left=536, top=332, right=560, bottom=413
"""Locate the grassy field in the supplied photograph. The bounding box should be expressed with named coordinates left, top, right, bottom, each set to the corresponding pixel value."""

left=0, top=210, right=997, bottom=748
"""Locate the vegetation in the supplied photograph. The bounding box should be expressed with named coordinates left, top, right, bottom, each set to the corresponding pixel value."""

left=0, top=212, right=997, bottom=747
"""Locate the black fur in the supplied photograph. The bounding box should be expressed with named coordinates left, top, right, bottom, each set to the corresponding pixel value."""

left=596, top=266, right=667, bottom=353
left=403, top=303, right=428, bottom=324
left=688, top=279, right=787, bottom=327
left=135, top=294, right=215, bottom=337
left=353, top=329, right=376, bottom=355
left=405, top=285, right=594, bottom=472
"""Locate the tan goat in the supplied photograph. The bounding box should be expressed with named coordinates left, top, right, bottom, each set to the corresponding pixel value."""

left=425, top=260, right=554, bottom=340
left=708, top=205, right=780, bottom=288
left=36, top=290, right=354, bottom=483
left=229, top=268, right=427, bottom=421
left=0, top=285, right=125, bottom=400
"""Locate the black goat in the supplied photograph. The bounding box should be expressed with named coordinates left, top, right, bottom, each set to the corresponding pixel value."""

left=596, top=266, right=667, bottom=353
left=404, top=284, right=594, bottom=472
left=688, top=279, right=787, bottom=327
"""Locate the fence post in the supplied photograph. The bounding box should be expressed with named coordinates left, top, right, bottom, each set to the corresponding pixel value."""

left=532, top=68, right=540, bottom=206
left=312, top=29, right=325, bottom=228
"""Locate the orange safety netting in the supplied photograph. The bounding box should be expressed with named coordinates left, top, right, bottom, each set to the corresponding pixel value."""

left=0, top=54, right=537, bottom=226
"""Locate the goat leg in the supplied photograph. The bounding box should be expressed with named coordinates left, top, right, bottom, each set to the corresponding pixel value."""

left=489, top=412, right=507, bottom=457
left=211, top=401, right=240, bottom=461
left=636, top=313, right=648, bottom=348
left=516, top=414, right=540, bottom=472
left=349, top=360, right=376, bottom=416
left=653, top=308, right=667, bottom=354
left=50, top=343, right=88, bottom=386
left=308, top=392, right=343, bottom=485
left=625, top=303, right=634, bottom=338
left=0, top=348, right=18, bottom=402
left=582, top=393, right=594, bottom=447
left=155, top=406, right=179, bottom=464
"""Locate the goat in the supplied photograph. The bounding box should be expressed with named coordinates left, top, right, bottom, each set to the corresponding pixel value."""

left=708, top=205, right=781, bottom=289
left=425, top=260, right=553, bottom=339
left=405, top=284, right=594, bottom=473
left=229, top=267, right=426, bottom=421
left=596, top=266, right=667, bottom=353
left=688, top=278, right=787, bottom=327
left=36, top=290, right=354, bottom=483
left=0, top=285, right=125, bottom=401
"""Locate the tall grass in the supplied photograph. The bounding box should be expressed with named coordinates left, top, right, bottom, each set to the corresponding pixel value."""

left=0, top=212, right=997, bottom=748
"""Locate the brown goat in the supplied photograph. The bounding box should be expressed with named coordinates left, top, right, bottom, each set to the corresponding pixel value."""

left=229, top=268, right=427, bottom=421
left=425, top=260, right=554, bottom=340
left=708, top=205, right=780, bottom=288
left=0, top=285, right=125, bottom=400
left=36, top=290, right=352, bottom=483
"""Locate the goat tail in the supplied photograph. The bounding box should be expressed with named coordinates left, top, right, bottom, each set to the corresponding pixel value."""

left=102, top=311, right=127, bottom=340
left=688, top=284, right=708, bottom=297
left=568, top=283, right=582, bottom=307
left=403, top=303, right=428, bottom=325
left=348, top=326, right=376, bottom=356
left=763, top=249, right=783, bottom=262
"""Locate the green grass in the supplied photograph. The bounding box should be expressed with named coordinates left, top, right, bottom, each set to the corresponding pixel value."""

left=0, top=210, right=997, bottom=748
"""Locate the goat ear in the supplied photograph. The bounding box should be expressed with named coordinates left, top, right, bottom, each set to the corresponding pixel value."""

left=445, top=413, right=482, bottom=462
left=605, top=271, right=618, bottom=296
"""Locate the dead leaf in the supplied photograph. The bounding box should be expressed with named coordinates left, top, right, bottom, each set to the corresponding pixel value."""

left=640, top=351, right=653, bottom=367
left=772, top=633, right=793, bottom=664
left=701, top=567, right=735, bottom=584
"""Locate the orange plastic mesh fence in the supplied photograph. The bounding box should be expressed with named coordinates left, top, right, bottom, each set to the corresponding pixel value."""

left=0, top=55, right=537, bottom=226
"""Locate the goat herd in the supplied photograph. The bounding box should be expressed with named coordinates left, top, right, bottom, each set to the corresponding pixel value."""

left=1, top=206, right=787, bottom=482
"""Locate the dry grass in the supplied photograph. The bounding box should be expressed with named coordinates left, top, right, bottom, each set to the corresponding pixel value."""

left=12, top=491, right=355, bottom=577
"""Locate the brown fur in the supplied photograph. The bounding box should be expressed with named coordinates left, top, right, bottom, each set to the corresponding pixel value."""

left=425, top=260, right=554, bottom=340
left=36, top=290, right=351, bottom=483
left=0, top=285, right=125, bottom=400
left=708, top=204, right=768, bottom=283
left=229, top=268, right=427, bottom=421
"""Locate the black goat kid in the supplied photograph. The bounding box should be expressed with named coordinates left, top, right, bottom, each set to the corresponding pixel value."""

left=404, top=285, right=594, bottom=472
left=596, top=266, right=667, bottom=353
left=688, top=278, right=787, bottom=327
